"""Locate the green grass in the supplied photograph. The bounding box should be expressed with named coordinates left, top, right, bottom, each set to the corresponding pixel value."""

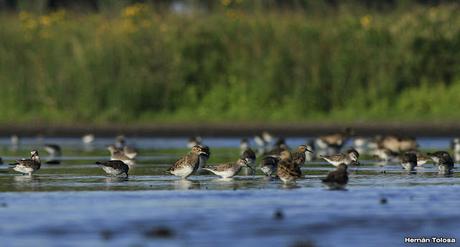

left=1, top=4, right=460, bottom=124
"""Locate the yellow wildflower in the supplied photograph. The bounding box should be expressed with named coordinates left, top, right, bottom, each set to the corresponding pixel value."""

left=221, top=0, right=232, bottom=7
left=19, top=11, right=31, bottom=22
left=360, top=15, right=372, bottom=29
left=122, top=3, right=147, bottom=18
left=40, top=16, right=51, bottom=27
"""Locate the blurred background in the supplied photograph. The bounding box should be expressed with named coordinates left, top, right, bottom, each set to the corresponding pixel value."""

left=0, top=0, right=459, bottom=125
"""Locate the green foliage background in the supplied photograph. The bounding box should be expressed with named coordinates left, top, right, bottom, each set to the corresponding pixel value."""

left=1, top=2, right=460, bottom=124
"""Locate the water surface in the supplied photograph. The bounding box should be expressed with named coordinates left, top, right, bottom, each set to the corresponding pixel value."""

left=0, top=137, right=459, bottom=247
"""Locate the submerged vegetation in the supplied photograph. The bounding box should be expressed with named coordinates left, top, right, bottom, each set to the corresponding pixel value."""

left=1, top=2, right=460, bottom=124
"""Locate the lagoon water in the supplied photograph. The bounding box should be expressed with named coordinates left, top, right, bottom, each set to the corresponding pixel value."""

left=0, top=137, right=459, bottom=247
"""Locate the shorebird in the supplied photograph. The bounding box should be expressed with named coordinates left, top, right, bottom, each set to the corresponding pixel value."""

left=371, top=148, right=399, bottom=162
left=276, top=150, right=302, bottom=183
left=254, top=131, right=273, bottom=154
left=44, top=144, right=62, bottom=157
left=114, top=135, right=138, bottom=159
left=167, top=145, right=207, bottom=178
left=240, top=148, right=256, bottom=175
left=115, top=135, right=126, bottom=149
left=264, top=138, right=289, bottom=156
left=451, top=138, right=460, bottom=152
left=197, top=145, right=211, bottom=172
left=322, top=163, right=349, bottom=189
left=320, top=148, right=359, bottom=167
left=82, top=134, right=95, bottom=144
left=10, top=135, right=19, bottom=151
left=10, top=135, right=19, bottom=145
left=353, top=137, right=369, bottom=155
left=240, top=138, right=250, bottom=154
left=409, top=151, right=431, bottom=166
left=375, top=135, right=417, bottom=153
left=260, top=156, right=278, bottom=177
left=241, top=148, right=256, bottom=165
left=400, top=152, right=417, bottom=172
left=203, top=158, right=253, bottom=178
left=315, top=128, right=353, bottom=154
left=254, top=131, right=273, bottom=146
left=450, top=138, right=460, bottom=162
left=10, top=150, right=41, bottom=176
left=187, top=136, right=202, bottom=149
left=292, top=144, right=313, bottom=166
left=304, top=141, right=315, bottom=162
left=123, top=146, right=138, bottom=159
left=96, top=160, right=129, bottom=177
left=107, top=145, right=135, bottom=166
left=427, top=151, right=454, bottom=174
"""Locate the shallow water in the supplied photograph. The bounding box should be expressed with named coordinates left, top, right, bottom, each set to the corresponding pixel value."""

left=0, top=137, right=459, bottom=247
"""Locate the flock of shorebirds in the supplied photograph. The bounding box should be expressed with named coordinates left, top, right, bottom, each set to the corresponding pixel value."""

left=6, top=128, right=460, bottom=189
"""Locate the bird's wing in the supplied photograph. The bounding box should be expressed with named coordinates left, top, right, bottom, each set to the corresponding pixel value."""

left=105, top=160, right=128, bottom=171
left=322, top=153, right=345, bottom=161
left=16, top=159, right=39, bottom=169
left=210, top=163, right=235, bottom=172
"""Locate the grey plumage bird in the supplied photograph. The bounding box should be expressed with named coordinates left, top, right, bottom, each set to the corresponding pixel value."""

left=44, top=144, right=62, bottom=157
left=96, top=160, right=129, bottom=177
left=203, top=158, right=253, bottom=178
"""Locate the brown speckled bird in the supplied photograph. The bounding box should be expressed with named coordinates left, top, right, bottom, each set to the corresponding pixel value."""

left=276, top=150, right=302, bottom=183
left=167, top=145, right=207, bottom=179
left=292, top=144, right=313, bottom=166
left=322, top=163, right=348, bottom=189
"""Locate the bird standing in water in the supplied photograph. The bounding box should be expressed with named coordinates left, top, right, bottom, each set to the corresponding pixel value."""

left=322, top=163, right=349, bottom=190
left=276, top=150, right=302, bottom=183
left=10, top=150, right=41, bottom=176
left=168, top=145, right=207, bottom=179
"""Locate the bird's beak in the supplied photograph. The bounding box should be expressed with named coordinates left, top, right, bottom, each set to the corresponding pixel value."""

left=306, top=148, right=313, bottom=153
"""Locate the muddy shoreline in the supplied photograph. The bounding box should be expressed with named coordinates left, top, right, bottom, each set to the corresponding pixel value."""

left=0, top=123, right=459, bottom=137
